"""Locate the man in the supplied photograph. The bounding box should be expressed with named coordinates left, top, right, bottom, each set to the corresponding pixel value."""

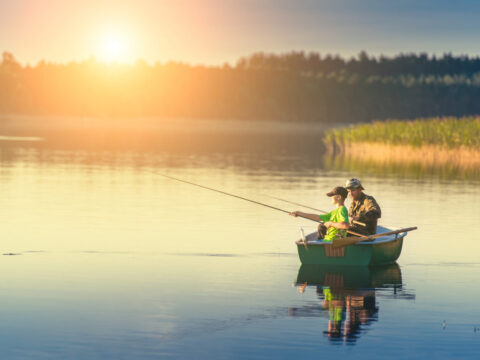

left=345, top=178, right=381, bottom=236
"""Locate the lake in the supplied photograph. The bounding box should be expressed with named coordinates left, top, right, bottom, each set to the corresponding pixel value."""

left=0, top=120, right=478, bottom=359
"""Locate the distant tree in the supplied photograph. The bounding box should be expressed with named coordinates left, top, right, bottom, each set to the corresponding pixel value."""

left=1, top=51, right=480, bottom=122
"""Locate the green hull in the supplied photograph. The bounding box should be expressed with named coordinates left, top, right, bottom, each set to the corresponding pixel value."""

left=297, top=236, right=404, bottom=266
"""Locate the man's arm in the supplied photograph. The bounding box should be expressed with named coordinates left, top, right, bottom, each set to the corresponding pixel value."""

left=325, top=221, right=350, bottom=229
left=360, top=210, right=381, bottom=221
left=357, top=198, right=381, bottom=221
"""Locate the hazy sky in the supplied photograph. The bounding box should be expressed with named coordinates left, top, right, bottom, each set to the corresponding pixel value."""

left=2, top=0, right=480, bottom=65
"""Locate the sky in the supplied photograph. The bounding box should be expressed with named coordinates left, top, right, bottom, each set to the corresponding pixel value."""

left=2, top=0, right=480, bottom=65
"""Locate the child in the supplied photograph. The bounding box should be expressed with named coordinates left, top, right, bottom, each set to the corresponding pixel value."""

left=290, top=186, right=349, bottom=241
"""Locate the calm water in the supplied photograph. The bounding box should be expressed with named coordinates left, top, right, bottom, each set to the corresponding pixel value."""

left=0, top=126, right=479, bottom=359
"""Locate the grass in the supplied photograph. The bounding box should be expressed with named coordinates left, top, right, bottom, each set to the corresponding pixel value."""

left=324, top=116, right=480, bottom=149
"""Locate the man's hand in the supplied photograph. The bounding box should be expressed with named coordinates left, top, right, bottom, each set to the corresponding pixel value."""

left=350, top=216, right=360, bottom=224
left=289, top=211, right=299, bottom=217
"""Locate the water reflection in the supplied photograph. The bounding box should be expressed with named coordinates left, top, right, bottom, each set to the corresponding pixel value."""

left=2, top=117, right=479, bottom=181
left=289, top=264, right=415, bottom=344
left=325, top=153, right=480, bottom=181
left=0, top=119, right=479, bottom=358
left=0, top=132, right=328, bottom=178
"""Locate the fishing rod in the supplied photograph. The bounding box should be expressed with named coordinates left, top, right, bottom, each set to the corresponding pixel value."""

left=151, top=171, right=308, bottom=219
left=266, top=195, right=328, bottom=214
left=266, top=195, right=367, bottom=227
left=152, top=171, right=365, bottom=237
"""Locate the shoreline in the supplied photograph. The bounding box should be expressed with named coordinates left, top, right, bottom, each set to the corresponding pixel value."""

left=0, top=115, right=342, bottom=135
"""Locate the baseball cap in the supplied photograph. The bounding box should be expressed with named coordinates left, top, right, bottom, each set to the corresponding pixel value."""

left=326, top=186, right=348, bottom=198
left=345, top=178, right=364, bottom=190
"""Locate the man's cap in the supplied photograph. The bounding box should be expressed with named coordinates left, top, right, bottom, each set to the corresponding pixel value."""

left=326, top=186, right=348, bottom=198
left=345, top=178, right=364, bottom=190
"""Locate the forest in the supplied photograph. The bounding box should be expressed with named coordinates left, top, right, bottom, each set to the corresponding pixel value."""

left=1, top=51, right=480, bottom=123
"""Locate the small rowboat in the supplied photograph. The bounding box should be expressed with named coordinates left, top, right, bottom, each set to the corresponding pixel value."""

left=296, top=226, right=412, bottom=266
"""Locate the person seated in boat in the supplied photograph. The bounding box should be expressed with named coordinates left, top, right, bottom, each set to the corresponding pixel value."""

left=345, top=178, right=381, bottom=236
left=289, top=186, right=349, bottom=241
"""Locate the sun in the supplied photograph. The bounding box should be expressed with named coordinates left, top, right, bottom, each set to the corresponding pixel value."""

left=98, top=30, right=130, bottom=63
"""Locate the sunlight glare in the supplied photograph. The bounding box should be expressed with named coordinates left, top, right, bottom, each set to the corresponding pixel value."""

left=98, top=30, right=130, bottom=63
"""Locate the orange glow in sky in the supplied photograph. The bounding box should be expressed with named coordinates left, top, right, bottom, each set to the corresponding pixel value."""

left=1, top=0, right=480, bottom=66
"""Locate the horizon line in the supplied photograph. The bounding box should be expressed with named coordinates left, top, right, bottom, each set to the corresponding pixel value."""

left=4, top=49, right=480, bottom=67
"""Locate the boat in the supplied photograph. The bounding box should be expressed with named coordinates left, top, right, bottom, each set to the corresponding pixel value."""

left=296, top=226, right=410, bottom=266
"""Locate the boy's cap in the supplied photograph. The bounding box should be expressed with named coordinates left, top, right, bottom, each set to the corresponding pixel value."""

left=326, top=186, right=348, bottom=198
left=345, top=178, right=364, bottom=190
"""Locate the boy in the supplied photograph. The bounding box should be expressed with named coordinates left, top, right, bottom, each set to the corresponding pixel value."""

left=290, top=186, right=350, bottom=241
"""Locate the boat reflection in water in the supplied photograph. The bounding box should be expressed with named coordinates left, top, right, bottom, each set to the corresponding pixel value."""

left=288, top=263, right=415, bottom=344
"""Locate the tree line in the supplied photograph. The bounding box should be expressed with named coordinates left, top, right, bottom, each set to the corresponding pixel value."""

left=237, top=51, right=480, bottom=77
left=1, top=51, right=480, bottom=123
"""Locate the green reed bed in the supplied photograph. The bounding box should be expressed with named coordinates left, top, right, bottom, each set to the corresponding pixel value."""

left=325, top=116, right=480, bottom=149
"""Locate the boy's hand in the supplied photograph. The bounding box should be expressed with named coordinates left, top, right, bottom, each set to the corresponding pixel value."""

left=324, top=221, right=333, bottom=228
